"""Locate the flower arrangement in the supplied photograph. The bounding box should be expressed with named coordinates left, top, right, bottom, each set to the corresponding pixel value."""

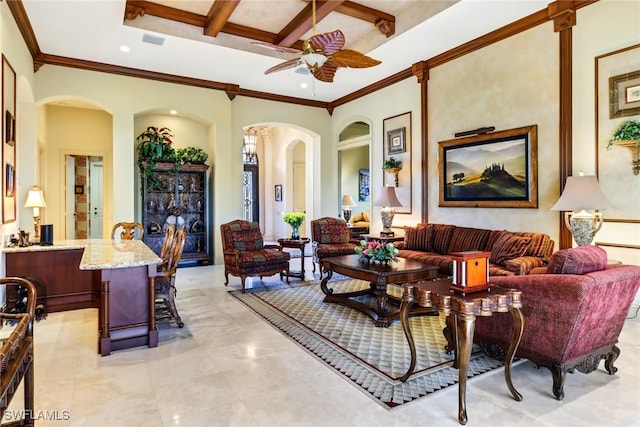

left=354, top=239, right=399, bottom=264
left=282, top=212, right=305, bottom=239
left=282, top=212, right=305, bottom=228
left=382, top=157, right=402, bottom=171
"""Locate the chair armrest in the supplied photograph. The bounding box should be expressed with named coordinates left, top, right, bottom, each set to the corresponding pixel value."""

left=223, top=249, right=241, bottom=267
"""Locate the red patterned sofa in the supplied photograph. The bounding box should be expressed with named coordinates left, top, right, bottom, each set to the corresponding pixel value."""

left=396, top=223, right=555, bottom=276
left=220, top=220, right=290, bottom=292
left=473, top=245, right=640, bottom=399
left=310, top=217, right=358, bottom=273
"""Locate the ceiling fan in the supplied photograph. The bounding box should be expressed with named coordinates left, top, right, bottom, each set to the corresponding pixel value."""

left=255, top=1, right=381, bottom=83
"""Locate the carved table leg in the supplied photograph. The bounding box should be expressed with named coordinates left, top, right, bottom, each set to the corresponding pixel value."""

left=374, top=277, right=390, bottom=327
left=399, top=285, right=416, bottom=382
left=320, top=269, right=334, bottom=295
left=99, top=280, right=111, bottom=356
left=505, top=307, right=524, bottom=401
left=455, top=309, right=476, bottom=426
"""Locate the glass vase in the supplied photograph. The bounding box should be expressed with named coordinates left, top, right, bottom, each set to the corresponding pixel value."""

left=291, top=225, right=300, bottom=240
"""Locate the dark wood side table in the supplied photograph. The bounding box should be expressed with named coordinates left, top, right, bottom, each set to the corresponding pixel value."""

left=399, top=278, right=524, bottom=425
left=278, top=238, right=310, bottom=280
left=347, top=226, right=369, bottom=241
left=361, top=233, right=404, bottom=244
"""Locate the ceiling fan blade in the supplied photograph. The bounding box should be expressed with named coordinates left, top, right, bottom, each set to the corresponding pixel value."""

left=264, top=58, right=302, bottom=75
left=252, top=41, right=302, bottom=55
left=313, top=62, right=338, bottom=83
left=309, top=30, right=345, bottom=55
left=330, top=49, right=381, bottom=68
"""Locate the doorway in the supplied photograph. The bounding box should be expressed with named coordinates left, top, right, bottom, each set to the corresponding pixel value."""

left=338, top=121, right=371, bottom=223
left=65, top=154, right=104, bottom=238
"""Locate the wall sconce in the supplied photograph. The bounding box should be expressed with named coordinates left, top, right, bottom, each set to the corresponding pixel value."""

left=550, top=174, right=613, bottom=246
left=341, top=194, right=357, bottom=222
left=243, top=127, right=258, bottom=161
left=24, top=185, right=47, bottom=243
left=373, top=186, right=402, bottom=237
left=610, top=140, right=640, bottom=175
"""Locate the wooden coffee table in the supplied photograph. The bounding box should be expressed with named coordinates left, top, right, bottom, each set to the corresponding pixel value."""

left=399, top=278, right=525, bottom=425
left=319, top=255, right=439, bottom=327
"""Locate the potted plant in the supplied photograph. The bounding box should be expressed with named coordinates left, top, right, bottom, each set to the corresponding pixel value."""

left=174, top=147, right=209, bottom=165
left=382, top=157, right=403, bottom=186
left=607, top=119, right=640, bottom=150
left=136, top=126, right=175, bottom=171
left=282, top=212, right=305, bottom=240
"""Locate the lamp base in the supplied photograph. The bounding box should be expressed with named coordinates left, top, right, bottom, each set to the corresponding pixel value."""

left=567, top=211, right=603, bottom=246
left=32, top=215, right=41, bottom=244
left=343, top=209, right=352, bottom=223
left=380, top=230, right=395, bottom=237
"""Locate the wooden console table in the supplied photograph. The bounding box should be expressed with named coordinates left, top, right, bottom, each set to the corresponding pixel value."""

left=400, top=278, right=524, bottom=425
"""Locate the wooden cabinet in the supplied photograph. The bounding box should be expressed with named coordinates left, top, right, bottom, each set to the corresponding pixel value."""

left=141, top=162, right=210, bottom=265
left=5, top=249, right=100, bottom=313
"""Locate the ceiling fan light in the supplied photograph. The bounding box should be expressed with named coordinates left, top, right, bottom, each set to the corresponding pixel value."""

left=301, top=53, right=328, bottom=69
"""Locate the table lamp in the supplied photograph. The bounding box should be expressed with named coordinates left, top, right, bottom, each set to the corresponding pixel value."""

left=550, top=174, right=613, bottom=246
left=373, top=186, right=402, bottom=237
left=341, top=194, right=357, bottom=223
left=24, top=186, right=47, bottom=243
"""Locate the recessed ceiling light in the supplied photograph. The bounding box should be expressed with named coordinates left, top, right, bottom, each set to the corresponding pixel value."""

left=169, top=110, right=177, bottom=115
left=120, top=45, right=130, bottom=53
left=300, top=82, right=308, bottom=89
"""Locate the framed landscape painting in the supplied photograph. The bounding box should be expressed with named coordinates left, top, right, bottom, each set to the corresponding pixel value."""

left=438, top=125, right=538, bottom=208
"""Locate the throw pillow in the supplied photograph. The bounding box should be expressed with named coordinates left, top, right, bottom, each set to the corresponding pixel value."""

left=546, top=245, right=608, bottom=275
left=362, top=211, right=370, bottom=222
left=403, top=224, right=431, bottom=251
left=490, top=232, right=530, bottom=266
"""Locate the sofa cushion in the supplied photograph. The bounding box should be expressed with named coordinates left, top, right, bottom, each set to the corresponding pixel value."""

left=431, top=224, right=455, bottom=254
left=546, top=245, right=608, bottom=275
left=447, top=227, right=491, bottom=253
left=403, top=224, right=431, bottom=251
left=490, top=232, right=531, bottom=266
left=513, top=231, right=555, bottom=259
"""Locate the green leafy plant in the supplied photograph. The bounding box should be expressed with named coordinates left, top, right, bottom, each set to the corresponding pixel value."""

left=173, top=147, right=209, bottom=165
left=282, top=212, right=305, bottom=228
left=607, top=120, right=640, bottom=150
left=136, top=126, right=175, bottom=171
left=382, top=157, right=402, bottom=171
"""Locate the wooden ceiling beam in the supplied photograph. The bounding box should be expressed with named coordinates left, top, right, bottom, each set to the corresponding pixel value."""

left=275, top=0, right=347, bottom=47
left=205, top=0, right=241, bottom=37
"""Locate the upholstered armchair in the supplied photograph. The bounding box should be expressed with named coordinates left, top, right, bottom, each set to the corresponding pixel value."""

left=310, top=217, right=358, bottom=273
left=472, top=245, right=640, bottom=400
left=220, top=220, right=290, bottom=292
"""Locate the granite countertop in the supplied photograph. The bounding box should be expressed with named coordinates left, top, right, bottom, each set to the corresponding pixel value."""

left=3, top=239, right=161, bottom=270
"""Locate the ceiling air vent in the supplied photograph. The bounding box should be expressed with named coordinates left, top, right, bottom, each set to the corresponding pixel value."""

left=142, top=33, right=165, bottom=46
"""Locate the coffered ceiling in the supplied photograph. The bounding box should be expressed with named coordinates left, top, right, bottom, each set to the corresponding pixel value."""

left=16, top=0, right=551, bottom=103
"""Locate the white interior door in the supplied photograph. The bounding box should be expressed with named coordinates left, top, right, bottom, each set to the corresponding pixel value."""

left=65, top=155, right=76, bottom=239
left=89, top=161, right=103, bottom=238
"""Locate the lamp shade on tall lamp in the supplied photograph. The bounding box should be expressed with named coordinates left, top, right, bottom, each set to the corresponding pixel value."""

left=550, top=174, right=613, bottom=246
left=341, top=194, right=357, bottom=222
left=373, top=186, right=402, bottom=236
left=24, top=186, right=47, bottom=243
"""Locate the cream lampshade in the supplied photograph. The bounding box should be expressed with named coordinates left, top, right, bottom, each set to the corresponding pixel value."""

left=341, top=194, right=357, bottom=223
left=550, top=174, right=613, bottom=246
left=24, top=186, right=47, bottom=243
left=373, top=186, right=402, bottom=237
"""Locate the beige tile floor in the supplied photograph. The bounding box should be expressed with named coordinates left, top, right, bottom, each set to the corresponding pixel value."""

left=7, top=257, right=640, bottom=426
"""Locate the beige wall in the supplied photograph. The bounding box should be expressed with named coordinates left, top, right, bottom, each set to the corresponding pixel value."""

left=1, top=0, right=639, bottom=270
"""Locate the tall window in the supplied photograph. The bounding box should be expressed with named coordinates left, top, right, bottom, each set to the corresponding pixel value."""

left=243, top=148, right=259, bottom=222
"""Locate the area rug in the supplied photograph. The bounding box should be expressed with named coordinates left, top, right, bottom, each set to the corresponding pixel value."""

left=229, top=279, right=505, bottom=409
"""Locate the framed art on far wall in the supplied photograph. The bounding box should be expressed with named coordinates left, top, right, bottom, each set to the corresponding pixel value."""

left=275, top=184, right=282, bottom=202
left=382, top=112, right=411, bottom=214
left=2, top=54, right=16, bottom=223
left=438, top=125, right=538, bottom=208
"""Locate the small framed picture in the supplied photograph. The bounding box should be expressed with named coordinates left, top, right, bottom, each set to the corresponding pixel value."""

left=75, top=185, right=85, bottom=195
left=609, top=70, right=640, bottom=118
left=5, top=110, right=15, bottom=146
left=275, top=184, right=282, bottom=202
left=386, top=127, right=406, bottom=154
left=5, top=163, right=14, bottom=197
